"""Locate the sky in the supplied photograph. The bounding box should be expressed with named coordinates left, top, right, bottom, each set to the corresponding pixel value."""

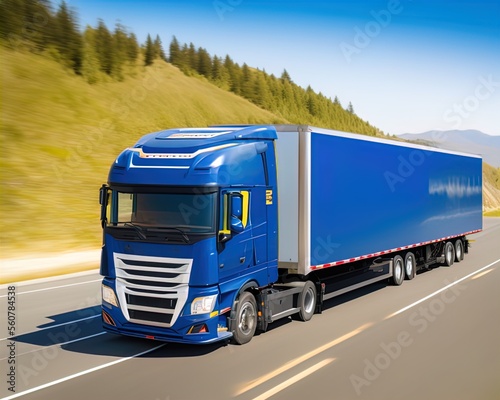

left=69, top=0, right=500, bottom=136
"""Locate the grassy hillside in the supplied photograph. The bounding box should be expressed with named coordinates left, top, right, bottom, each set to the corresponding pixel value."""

left=1, top=47, right=498, bottom=257
left=483, top=163, right=500, bottom=213
left=0, top=47, right=285, bottom=257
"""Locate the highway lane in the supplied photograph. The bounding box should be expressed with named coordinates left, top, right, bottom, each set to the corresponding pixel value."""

left=0, top=272, right=101, bottom=337
left=1, top=217, right=499, bottom=400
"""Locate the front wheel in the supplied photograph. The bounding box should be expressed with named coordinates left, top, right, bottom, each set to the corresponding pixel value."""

left=231, top=292, right=257, bottom=345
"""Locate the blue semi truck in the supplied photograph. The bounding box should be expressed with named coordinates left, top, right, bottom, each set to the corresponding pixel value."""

left=99, top=125, right=482, bottom=345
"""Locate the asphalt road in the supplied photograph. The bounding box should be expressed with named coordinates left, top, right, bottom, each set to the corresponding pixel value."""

left=1, top=218, right=499, bottom=400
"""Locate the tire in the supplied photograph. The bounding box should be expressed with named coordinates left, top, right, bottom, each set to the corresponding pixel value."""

left=444, top=242, right=455, bottom=267
left=454, top=239, right=464, bottom=262
left=297, top=281, right=317, bottom=322
left=392, top=255, right=404, bottom=286
left=404, top=252, right=416, bottom=280
left=231, top=292, right=257, bottom=345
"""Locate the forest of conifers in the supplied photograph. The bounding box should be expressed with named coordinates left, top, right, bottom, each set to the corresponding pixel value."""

left=0, top=0, right=382, bottom=135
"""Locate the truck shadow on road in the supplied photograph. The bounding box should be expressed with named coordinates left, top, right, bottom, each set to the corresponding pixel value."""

left=321, top=280, right=388, bottom=312
left=12, top=305, right=226, bottom=358
left=248, top=280, right=390, bottom=337
left=12, top=277, right=417, bottom=358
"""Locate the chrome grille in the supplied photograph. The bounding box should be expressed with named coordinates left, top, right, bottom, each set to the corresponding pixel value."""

left=113, top=252, right=192, bottom=328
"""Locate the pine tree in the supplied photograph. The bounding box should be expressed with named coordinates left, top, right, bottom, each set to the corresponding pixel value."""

left=169, top=36, right=181, bottom=65
left=306, top=86, right=319, bottom=116
left=81, top=26, right=100, bottom=84
left=187, top=42, right=197, bottom=71
left=211, top=55, right=230, bottom=89
left=153, top=34, right=167, bottom=61
left=197, top=47, right=212, bottom=77
left=253, top=71, right=272, bottom=108
left=126, top=32, right=139, bottom=62
left=224, top=55, right=242, bottom=95
left=94, top=19, right=114, bottom=74
left=144, top=34, right=155, bottom=66
left=280, top=69, right=293, bottom=83
left=111, top=23, right=129, bottom=80
left=347, top=101, right=355, bottom=114
left=52, top=1, right=82, bottom=73
left=240, top=63, right=254, bottom=100
left=179, top=43, right=189, bottom=72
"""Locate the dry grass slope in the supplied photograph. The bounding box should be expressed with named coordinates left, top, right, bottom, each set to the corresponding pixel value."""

left=483, top=163, right=500, bottom=213
left=1, top=47, right=498, bottom=257
left=0, top=47, right=285, bottom=256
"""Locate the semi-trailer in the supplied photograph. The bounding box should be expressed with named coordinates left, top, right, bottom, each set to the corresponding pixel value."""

left=99, top=125, right=482, bottom=344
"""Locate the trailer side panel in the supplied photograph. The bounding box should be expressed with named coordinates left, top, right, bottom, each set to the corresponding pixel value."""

left=306, top=130, right=482, bottom=272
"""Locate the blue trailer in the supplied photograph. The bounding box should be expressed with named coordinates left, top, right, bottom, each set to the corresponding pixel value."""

left=99, top=125, right=482, bottom=344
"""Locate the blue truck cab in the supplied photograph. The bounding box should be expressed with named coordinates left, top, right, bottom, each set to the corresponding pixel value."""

left=99, top=125, right=482, bottom=345
left=100, top=125, right=281, bottom=344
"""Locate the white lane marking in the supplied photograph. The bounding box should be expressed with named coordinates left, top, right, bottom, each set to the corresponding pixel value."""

left=387, top=258, right=500, bottom=319
left=0, top=279, right=101, bottom=298
left=251, top=358, right=335, bottom=400
left=0, top=315, right=100, bottom=342
left=2, top=343, right=166, bottom=400
left=235, top=323, right=372, bottom=396
left=0, top=332, right=106, bottom=360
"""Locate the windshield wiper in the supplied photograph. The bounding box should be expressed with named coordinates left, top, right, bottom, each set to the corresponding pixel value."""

left=148, top=226, right=190, bottom=243
left=123, top=222, right=147, bottom=240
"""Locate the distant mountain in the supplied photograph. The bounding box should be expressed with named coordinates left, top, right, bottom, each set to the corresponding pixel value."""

left=398, top=130, right=500, bottom=168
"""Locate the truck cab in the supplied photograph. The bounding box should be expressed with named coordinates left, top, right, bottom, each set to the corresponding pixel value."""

left=99, top=125, right=280, bottom=344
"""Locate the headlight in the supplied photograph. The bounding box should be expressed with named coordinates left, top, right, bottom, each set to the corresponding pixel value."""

left=191, top=295, right=217, bottom=315
left=102, top=284, right=119, bottom=307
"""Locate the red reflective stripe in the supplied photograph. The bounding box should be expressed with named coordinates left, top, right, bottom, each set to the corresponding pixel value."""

left=310, top=229, right=482, bottom=271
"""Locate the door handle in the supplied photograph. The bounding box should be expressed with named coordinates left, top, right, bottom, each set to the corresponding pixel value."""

left=240, top=257, right=245, bottom=264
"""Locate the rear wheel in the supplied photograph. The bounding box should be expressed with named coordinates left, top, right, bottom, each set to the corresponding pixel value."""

left=454, top=239, right=464, bottom=262
left=232, top=292, right=257, bottom=345
left=297, top=281, right=317, bottom=322
left=392, top=255, right=404, bottom=286
left=404, top=252, right=416, bottom=280
left=444, top=242, right=455, bottom=267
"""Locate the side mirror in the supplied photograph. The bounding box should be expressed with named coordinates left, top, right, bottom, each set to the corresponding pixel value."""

left=230, top=195, right=244, bottom=233
left=99, top=184, right=109, bottom=227
left=219, top=191, right=249, bottom=242
left=99, top=184, right=109, bottom=205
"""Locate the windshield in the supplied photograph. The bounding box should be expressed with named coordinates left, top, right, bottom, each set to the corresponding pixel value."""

left=107, top=190, right=217, bottom=236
